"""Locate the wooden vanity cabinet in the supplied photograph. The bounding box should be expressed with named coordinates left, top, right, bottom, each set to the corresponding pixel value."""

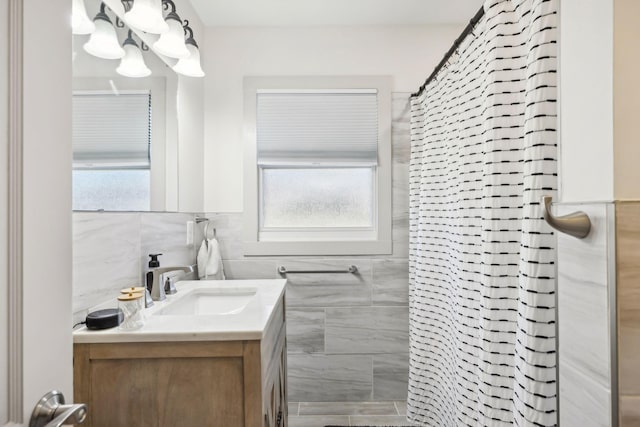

left=73, top=298, right=287, bottom=427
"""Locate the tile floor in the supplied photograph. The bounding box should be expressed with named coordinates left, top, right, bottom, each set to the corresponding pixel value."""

left=288, top=401, right=415, bottom=427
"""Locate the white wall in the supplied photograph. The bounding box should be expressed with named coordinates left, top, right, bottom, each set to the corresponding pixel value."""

left=559, top=0, right=614, bottom=203
left=202, top=25, right=463, bottom=212
left=23, top=0, right=73, bottom=419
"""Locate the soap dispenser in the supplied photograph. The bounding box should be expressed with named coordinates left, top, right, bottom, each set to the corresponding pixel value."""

left=145, top=253, right=162, bottom=308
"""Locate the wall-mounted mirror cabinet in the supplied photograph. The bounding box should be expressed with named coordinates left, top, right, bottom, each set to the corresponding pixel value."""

left=72, top=0, right=204, bottom=212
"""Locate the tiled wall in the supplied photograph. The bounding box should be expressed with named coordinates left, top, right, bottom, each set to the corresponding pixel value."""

left=615, top=202, right=640, bottom=426
left=72, top=211, right=197, bottom=323
left=203, top=93, right=412, bottom=402
left=557, top=203, right=616, bottom=426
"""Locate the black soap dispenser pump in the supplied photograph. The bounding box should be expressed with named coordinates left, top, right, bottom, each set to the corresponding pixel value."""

left=145, top=253, right=162, bottom=308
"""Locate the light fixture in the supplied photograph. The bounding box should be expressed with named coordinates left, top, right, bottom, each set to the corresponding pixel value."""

left=83, top=4, right=125, bottom=60
left=72, top=0, right=95, bottom=35
left=152, top=0, right=189, bottom=59
left=116, top=31, right=152, bottom=78
left=172, top=23, right=205, bottom=78
left=124, top=0, right=169, bottom=35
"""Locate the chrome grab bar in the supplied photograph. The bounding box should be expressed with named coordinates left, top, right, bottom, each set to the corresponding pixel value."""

left=30, top=391, right=87, bottom=427
left=542, top=195, right=591, bottom=239
left=278, top=265, right=358, bottom=275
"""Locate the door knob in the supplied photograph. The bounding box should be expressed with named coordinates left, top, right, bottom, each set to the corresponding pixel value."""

left=30, top=390, right=87, bottom=427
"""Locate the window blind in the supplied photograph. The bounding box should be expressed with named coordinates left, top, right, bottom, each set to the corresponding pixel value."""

left=72, top=92, right=151, bottom=169
left=256, top=89, right=378, bottom=166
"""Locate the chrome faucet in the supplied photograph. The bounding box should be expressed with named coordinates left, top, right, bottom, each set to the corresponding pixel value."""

left=150, top=266, right=194, bottom=301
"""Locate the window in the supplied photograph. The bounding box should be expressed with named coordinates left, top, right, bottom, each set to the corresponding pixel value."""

left=72, top=91, right=151, bottom=211
left=244, top=77, right=392, bottom=255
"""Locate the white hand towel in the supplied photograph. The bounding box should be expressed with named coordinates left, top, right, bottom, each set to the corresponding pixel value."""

left=197, top=238, right=225, bottom=280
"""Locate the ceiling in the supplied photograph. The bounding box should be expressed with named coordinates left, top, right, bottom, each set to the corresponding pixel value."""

left=189, top=0, right=485, bottom=27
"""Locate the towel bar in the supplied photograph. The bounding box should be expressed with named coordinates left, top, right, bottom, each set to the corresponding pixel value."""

left=278, top=265, right=358, bottom=275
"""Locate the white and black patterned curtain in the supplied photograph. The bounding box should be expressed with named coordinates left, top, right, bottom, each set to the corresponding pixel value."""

left=408, top=0, right=558, bottom=426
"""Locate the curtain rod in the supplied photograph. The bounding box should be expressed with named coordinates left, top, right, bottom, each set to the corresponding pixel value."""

left=410, top=6, right=486, bottom=98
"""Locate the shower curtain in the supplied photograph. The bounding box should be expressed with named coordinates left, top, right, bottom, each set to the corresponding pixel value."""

left=408, top=0, right=558, bottom=426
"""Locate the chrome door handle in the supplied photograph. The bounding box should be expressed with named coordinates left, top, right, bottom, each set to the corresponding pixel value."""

left=542, top=195, right=591, bottom=239
left=30, top=390, right=87, bottom=427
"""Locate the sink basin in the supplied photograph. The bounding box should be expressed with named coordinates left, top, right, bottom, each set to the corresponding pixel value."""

left=157, top=288, right=257, bottom=316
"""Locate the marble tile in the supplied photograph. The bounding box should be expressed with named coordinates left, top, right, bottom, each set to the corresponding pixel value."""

left=392, top=216, right=410, bottom=259
left=615, top=202, right=640, bottom=395
left=287, top=415, right=349, bottom=427
left=298, top=401, right=397, bottom=416
left=557, top=203, right=612, bottom=388
left=72, top=212, right=141, bottom=314
left=395, top=401, right=408, bottom=416
left=620, top=395, right=640, bottom=427
left=283, top=259, right=373, bottom=308
left=201, top=213, right=245, bottom=260
left=391, top=93, right=412, bottom=166
left=350, top=415, right=414, bottom=426
left=372, top=259, right=409, bottom=305
left=222, top=259, right=279, bottom=280
left=559, top=361, right=611, bottom=427
left=287, top=308, right=325, bottom=354
left=140, top=212, right=196, bottom=282
left=556, top=203, right=609, bottom=288
left=373, top=353, right=409, bottom=400
left=288, top=402, right=299, bottom=417
left=288, top=355, right=373, bottom=402
left=325, top=307, right=409, bottom=354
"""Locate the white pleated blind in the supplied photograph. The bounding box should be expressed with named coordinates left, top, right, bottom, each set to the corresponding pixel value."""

left=256, top=89, right=378, bottom=165
left=72, top=92, right=151, bottom=169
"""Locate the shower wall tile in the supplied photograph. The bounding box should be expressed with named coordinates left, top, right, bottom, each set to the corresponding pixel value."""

left=391, top=95, right=411, bottom=163
left=557, top=202, right=614, bottom=424
left=287, top=308, right=325, bottom=354
left=372, top=259, right=409, bottom=305
left=288, top=354, right=373, bottom=402
left=298, top=401, right=397, bottom=416
left=559, top=361, right=611, bottom=427
left=72, top=212, right=141, bottom=315
left=325, top=307, right=409, bottom=354
left=390, top=93, right=411, bottom=260
left=373, top=353, right=409, bottom=400
left=557, top=203, right=612, bottom=387
left=282, top=259, right=373, bottom=308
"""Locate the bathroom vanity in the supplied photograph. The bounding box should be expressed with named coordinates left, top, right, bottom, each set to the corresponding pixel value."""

left=73, top=279, right=287, bottom=427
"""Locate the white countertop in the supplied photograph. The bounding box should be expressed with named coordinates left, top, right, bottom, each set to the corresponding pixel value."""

left=73, top=279, right=287, bottom=343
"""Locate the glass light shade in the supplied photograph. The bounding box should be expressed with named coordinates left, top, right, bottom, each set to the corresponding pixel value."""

left=172, top=44, right=205, bottom=77
left=116, top=45, right=151, bottom=78
left=71, top=0, right=95, bottom=35
left=83, top=19, right=125, bottom=60
left=152, top=19, right=190, bottom=59
left=124, top=0, right=169, bottom=34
